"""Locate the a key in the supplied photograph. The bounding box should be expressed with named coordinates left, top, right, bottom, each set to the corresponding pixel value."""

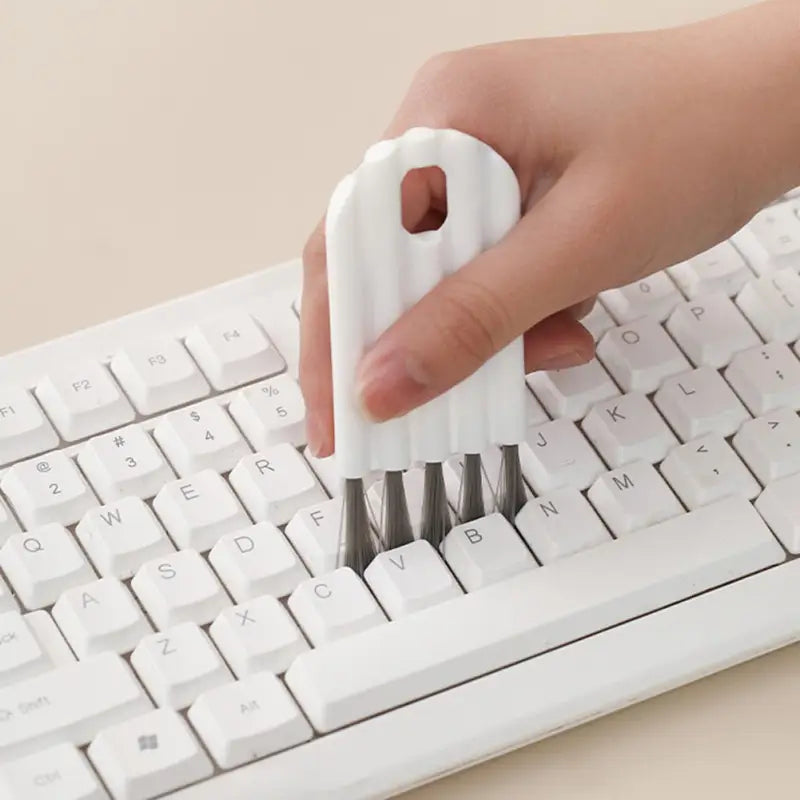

left=665, top=292, right=760, bottom=368
left=748, top=203, right=800, bottom=269
left=208, top=522, right=309, bottom=602
left=441, top=513, right=536, bottom=591
left=0, top=524, right=95, bottom=609
left=755, top=472, right=800, bottom=553
left=527, top=359, right=619, bottom=421
left=153, top=401, right=250, bottom=477
left=76, top=498, right=174, bottom=580
left=78, top=426, right=174, bottom=503
left=666, top=241, right=753, bottom=299
left=131, top=550, right=230, bottom=629
left=185, top=312, right=285, bottom=391
left=600, top=273, right=682, bottom=323
left=287, top=567, right=386, bottom=646
left=229, top=444, right=326, bottom=526
left=587, top=460, right=683, bottom=536
left=34, top=362, right=134, bottom=442
left=736, top=268, right=800, bottom=342
left=732, top=408, right=800, bottom=484
left=364, top=540, right=462, bottom=619
left=130, top=622, right=232, bottom=709
left=519, top=419, right=605, bottom=493
left=52, top=577, right=151, bottom=659
left=515, top=487, right=611, bottom=564
left=724, top=342, right=800, bottom=415
left=0, top=497, right=20, bottom=546
left=596, top=318, right=689, bottom=393
left=209, top=595, right=309, bottom=677
left=284, top=496, right=346, bottom=577
left=581, top=392, right=677, bottom=467
left=188, top=672, right=312, bottom=769
left=660, top=433, right=760, bottom=509
left=88, top=707, right=212, bottom=800
left=110, top=338, right=210, bottom=415
left=153, top=470, right=250, bottom=553
left=653, top=366, right=750, bottom=441
left=2, top=452, right=97, bottom=528
left=367, top=467, right=432, bottom=541
left=580, top=301, right=616, bottom=341
left=0, top=385, right=59, bottom=466
left=229, top=374, right=307, bottom=449
left=0, top=610, right=51, bottom=686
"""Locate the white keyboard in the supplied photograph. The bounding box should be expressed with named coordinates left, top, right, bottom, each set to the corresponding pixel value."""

left=0, top=192, right=800, bottom=800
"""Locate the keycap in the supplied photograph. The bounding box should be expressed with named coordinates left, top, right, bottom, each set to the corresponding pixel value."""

left=755, top=473, right=800, bottom=552
left=209, top=595, right=308, bottom=677
left=0, top=652, right=152, bottom=760
left=153, top=401, right=250, bottom=477
left=88, top=707, right=212, bottom=800
left=581, top=392, right=677, bottom=467
left=285, top=496, right=782, bottom=733
left=153, top=470, right=249, bottom=552
left=724, top=342, right=800, bottom=415
left=185, top=312, right=285, bottom=390
left=587, top=460, right=683, bottom=536
left=525, top=389, right=548, bottom=426
left=110, top=338, right=210, bottom=415
left=77, top=426, right=174, bottom=503
left=443, top=446, right=507, bottom=513
left=736, top=268, right=800, bottom=342
left=75, top=498, right=174, bottom=580
left=229, top=374, right=307, bottom=449
left=130, top=622, right=232, bottom=709
left=515, top=487, right=611, bottom=564
left=660, top=433, right=760, bottom=509
left=0, top=743, right=108, bottom=800
left=653, top=366, right=750, bottom=441
left=34, top=362, right=134, bottom=442
left=2, top=452, right=97, bottom=528
left=0, top=524, right=95, bottom=609
left=24, top=609, right=74, bottom=668
left=748, top=203, right=800, bottom=269
left=0, top=497, right=20, bottom=546
left=580, top=301, right=616, bottom=341
left=0, top=610, right=51, bottom=686
left=189, top=672, right=312, bottom=769
left=441, top=513, right=536, bottom=591
left=287, top=567, right=386, bottom=646
left=600, top=273, right=682, bottom=323
left=666, top=292, right=760, bottom=368
left=0, top=385, right=59, bottom=466
left=527, top=360, right=618, bottom=421
left=208, top=522, right=309, bottom=602
left=131, top=550, right=230, bottom=629
left=520, top=419, right=605, bottom=493
left=596, top=318, right=689, bottom=393
left=667, top=241, right=753, bottom=299
left=229, top=444, right=326, bottom=526
left=732, top=408, right=800, bottom=484
left=284, top=496, right=345, bottom=577
left=52, top=578, right=151, bottom=658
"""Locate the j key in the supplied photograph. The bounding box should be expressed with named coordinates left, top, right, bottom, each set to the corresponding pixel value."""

left=284, top=496, right=346, bottom=577
left=0, top=385, right=58, bottom=466
left=229, top=374, right=307, bottom=449
left=724, top=342, right=800, bottom=415
left=755, top=472, right=800, bottom=553
left=527, top=359, right=619, bottom=421
left=667, top=241, right=753, bottom=299
left=736, top=268, right=800, bottom=342
left=0, top=497, right=20, bottom=546
left=732, top=408, right=800, bottom=484
left=600, top=273, right=682, bottom=323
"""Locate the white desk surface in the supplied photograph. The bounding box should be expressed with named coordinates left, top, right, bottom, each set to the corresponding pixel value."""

left=2, top=1, right=797, bottom=797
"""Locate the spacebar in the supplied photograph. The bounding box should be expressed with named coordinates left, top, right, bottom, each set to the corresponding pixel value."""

left=285, top=496, right=784, bottom=732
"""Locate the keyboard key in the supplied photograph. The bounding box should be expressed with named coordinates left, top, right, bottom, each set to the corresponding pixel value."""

left=736, top=268, right=800, bottom=342
left=443, top=446, right=514, bottom=514
left=579, top=301, right=616, bottom=340
left=188, top=673, right=312, bottom=769
left=287, top=567, right=386, bottom=646
left=748, top=203, right=800, bottom=269
left=0, top=385, right=59, bottom=466
left=230, top=444, right=326, bottom=526
left=527, top=359, right=618, bottom=421
left=208, top=522, right=309, bottom=602
left=185, top=312, right=285, bottom=391
left=284, top=496, right=346, bottom=577
left=667, top=241, right=753, bottom=299
left=130, top=622, right=232, bottom=709
left=515, top=487, right=611, bottom=564
left=0, top=497, right=20, bottom=546
left=368, top=467, right=442, bottom=542
left=525, top=390, right=548, bottom=427
left=666, top=292, right=760, bottom=368
left=755, top=473, right=800, bottom=552
left=25, top=609, right=75, bottom=668
left=581, top=392, right=677, bottom=467
left=660, top=433, right=760, bottom=509
left=285, top=496, right=782, bottom=733
left=2, top=452, right=97, bottom=528
left=724, top=343, right=800, bottom=415
left=77, top=426, right=174, bottom=503
left=441, top=513, right=536, bottom=591
left=600, top=273, right=682, bottom=323
left=0, top=524, right=95, bottom=609
left=209, top=595, right=308, bottom=677
left=229, top=374, right=307, bottom=449
left=654, top=366, right=750, bottom=441
left=131, top=550, right=230, bottom=629
left=34, top=362, right=134, bottom=442
left=88, top=707, right=212, bottom=800
left=0, top=610, right=50, bottom=686
left=110, top=338, right=210, bottom=415
left=732, top=408, right=800, bottom=484
left=587, top=461, right=683, bottom=536
left=153, top=470, right=249, bottom=553
left=596, top=318, right=689, bottom=393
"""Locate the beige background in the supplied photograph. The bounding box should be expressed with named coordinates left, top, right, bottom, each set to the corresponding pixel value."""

left=2, top=0, right=799, bottom=798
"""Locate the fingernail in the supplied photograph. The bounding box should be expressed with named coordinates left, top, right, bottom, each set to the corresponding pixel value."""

left=356, top=348, right=430, bottom=422
left=537, top=349, right=590, bottom=371
left=305, top=414, right=328, bottom=457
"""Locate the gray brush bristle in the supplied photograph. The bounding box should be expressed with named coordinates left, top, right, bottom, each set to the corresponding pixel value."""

left=421, top=462, right=451, bottom=548
left=498, top=444, right=526, bottom=522
left=343, top=478, right=376, bottom=575
left=460, top=453, right=485, bottom=522
left=383, top=470, right=414, bottom=549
